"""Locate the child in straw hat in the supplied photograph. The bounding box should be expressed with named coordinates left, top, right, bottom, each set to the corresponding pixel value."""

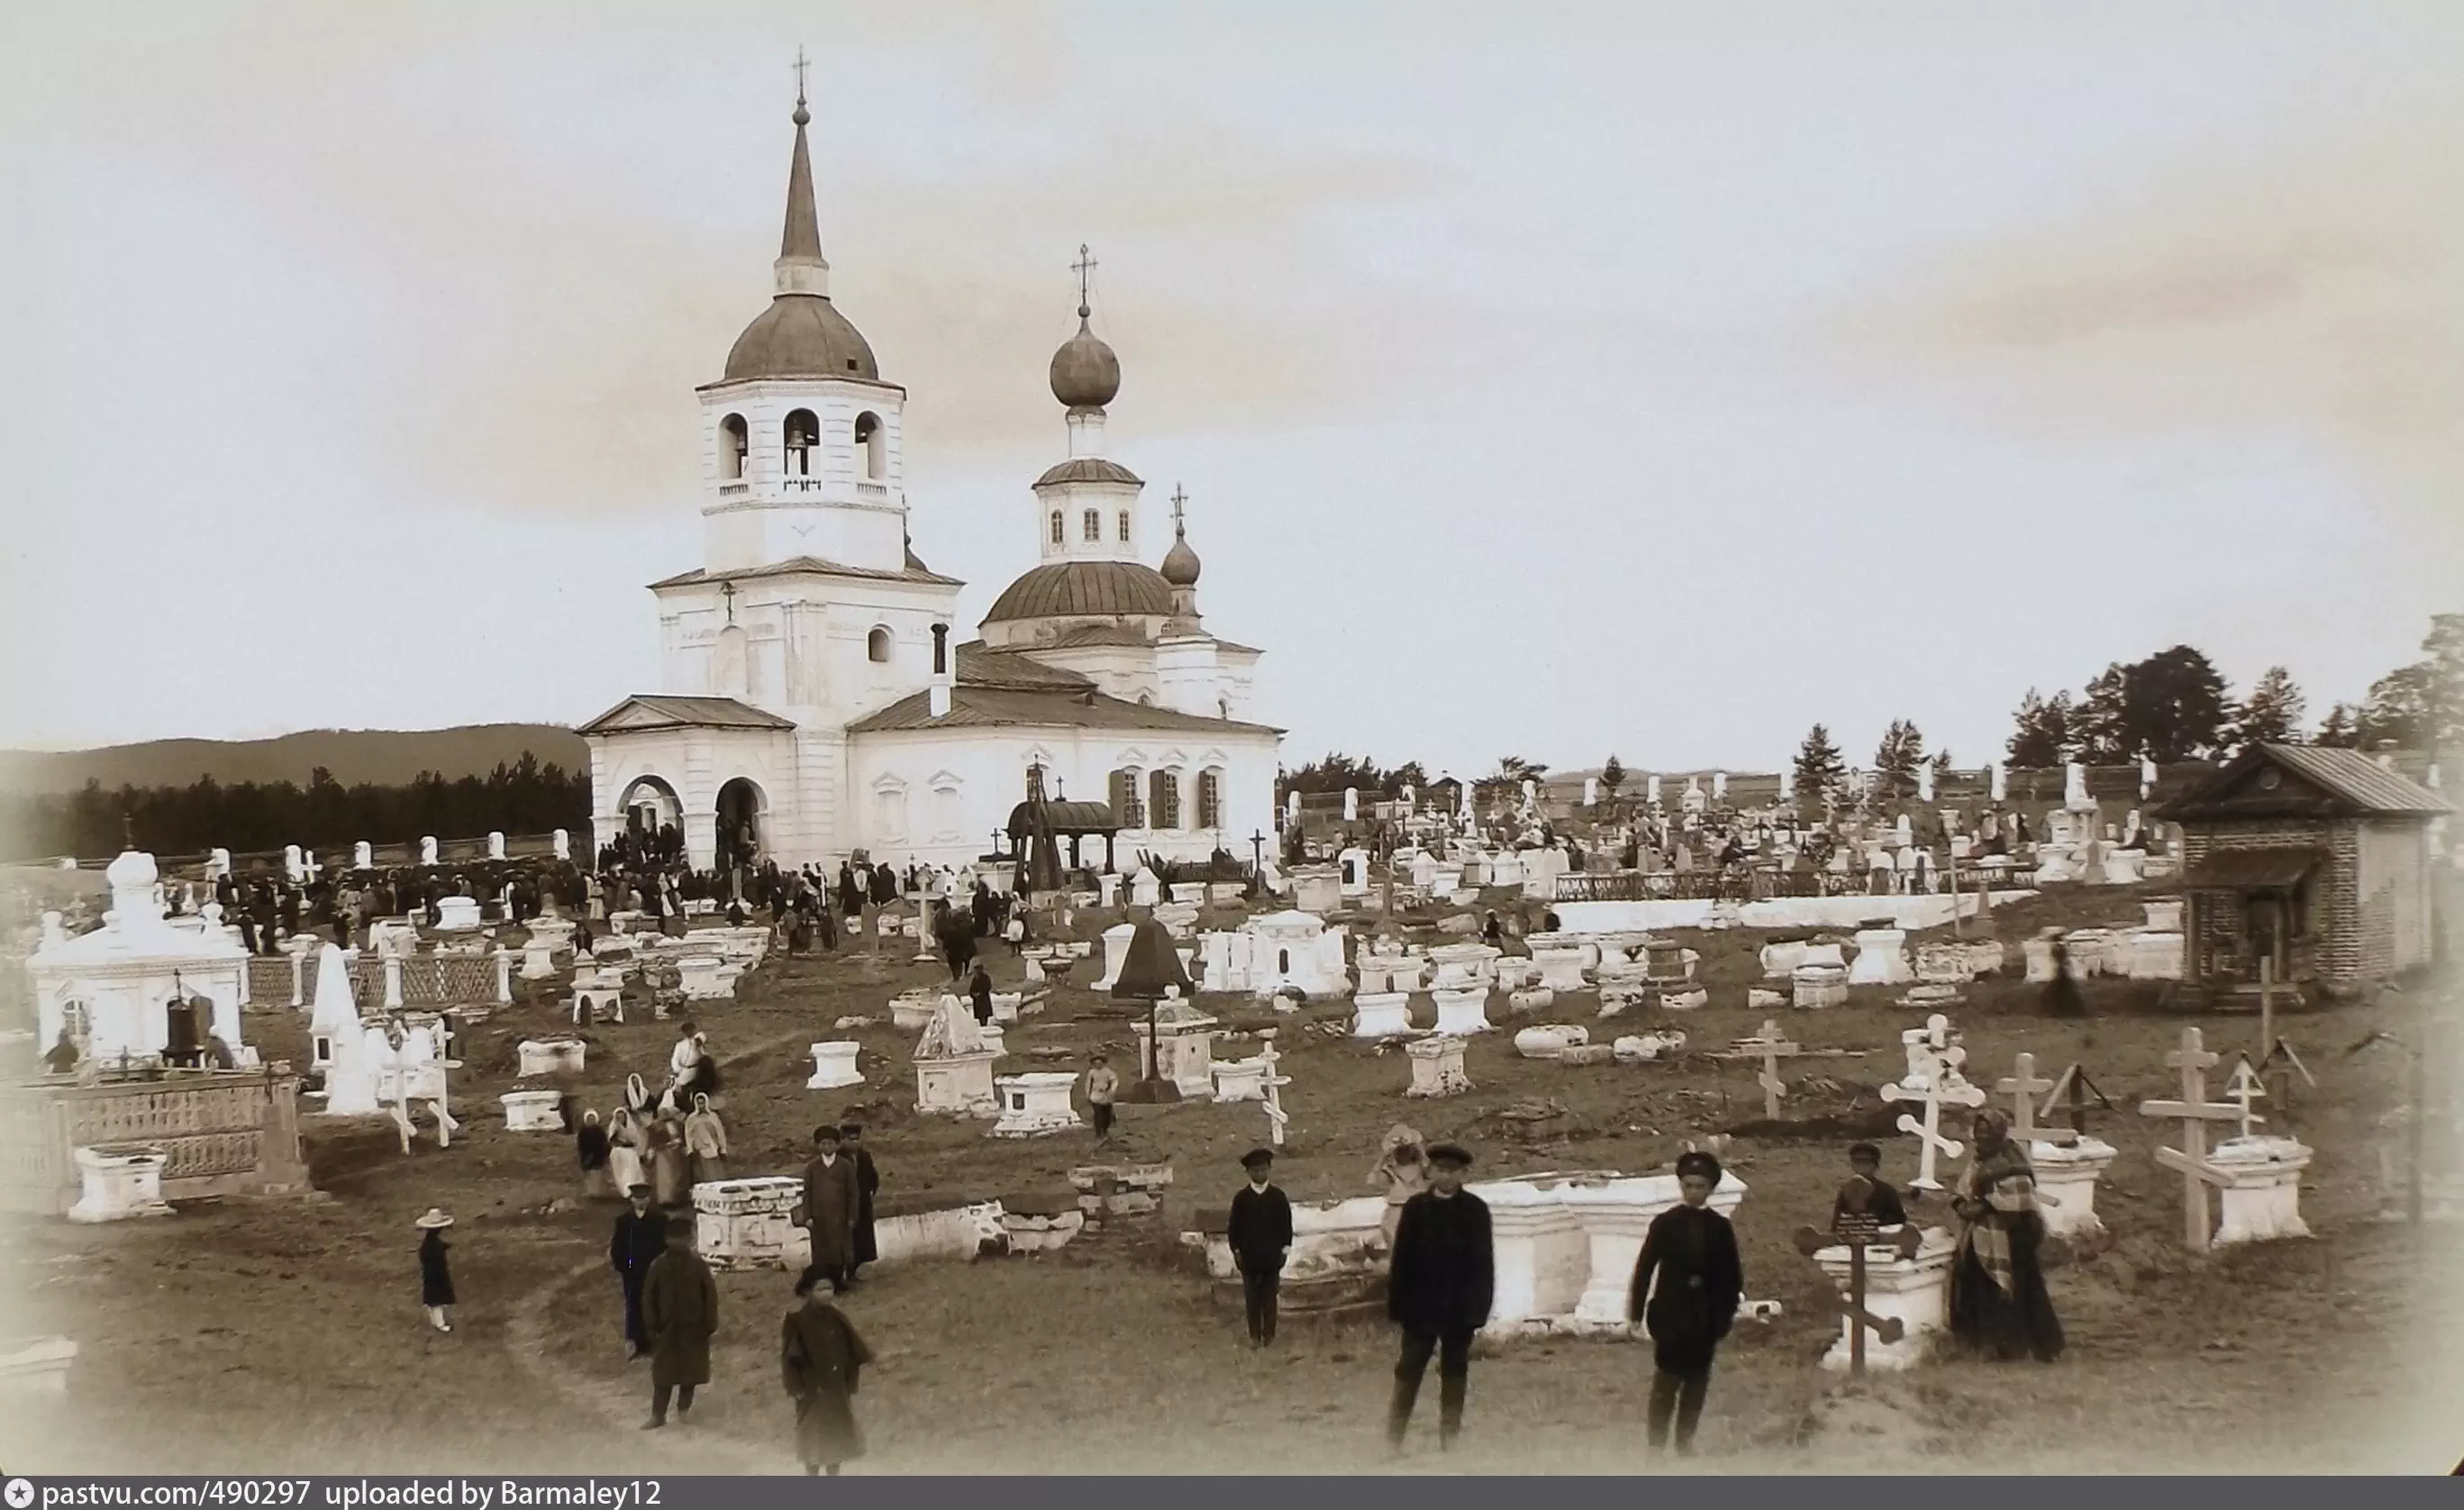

left=414, top=1208, right=456, bottom=1333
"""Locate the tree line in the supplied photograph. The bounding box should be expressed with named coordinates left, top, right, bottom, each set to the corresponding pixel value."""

left=5, top=753, right=591, bottom=863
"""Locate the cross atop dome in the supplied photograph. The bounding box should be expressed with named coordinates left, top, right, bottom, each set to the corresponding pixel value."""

left=1050, top=242, right=1121, bottom=410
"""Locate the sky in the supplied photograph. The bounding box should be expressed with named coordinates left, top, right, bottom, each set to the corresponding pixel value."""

left=4, top=1, right=2460, bottom=781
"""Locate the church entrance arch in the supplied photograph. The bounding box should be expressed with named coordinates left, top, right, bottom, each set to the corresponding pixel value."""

left=620, top=776, right=683, bottom=861
left=715, top=777, right=768, bottom=872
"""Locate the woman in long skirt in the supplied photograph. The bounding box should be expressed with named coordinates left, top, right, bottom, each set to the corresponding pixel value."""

left=577, top=1110, right=615, bottom=1201
left=605, top=1109, right=647, bottom=1199
left=1947, top=1110, right=2065, bottom=1362
left=647, top=1115, right=692, bottom=1210
left=416, top=1208, right=456, bottom=1333
left=781, top=1270, right=876, bottom=1476
left=683, top=1094, right=730, bottom=1187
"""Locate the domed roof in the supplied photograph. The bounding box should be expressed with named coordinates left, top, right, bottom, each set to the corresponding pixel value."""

left=1050, top=312, right=1121, bottom=408
left=1033, top=457, right=1142, bottom=489
left=981, top=560, right=1175, bottom=624
left=1159, top=526, right=1201, bottom=587
left=724, top=295, right=880, bottom=382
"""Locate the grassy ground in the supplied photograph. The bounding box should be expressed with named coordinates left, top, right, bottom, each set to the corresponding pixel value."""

left=5, top=883, right=2459, bottom=1475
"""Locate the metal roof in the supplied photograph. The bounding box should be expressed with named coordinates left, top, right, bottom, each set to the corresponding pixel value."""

left=649, top=557, right=964, bottom=591
left=980, top=560, right=1175, bottom=623
left=2157, top=743, right=2452, bottom=822
left=1005, top=800, right=1120, bottom=836
left=954, top=643, right=1095, bottom=690
left=577, top=696, right=797, bottom=736
left=846, top=686, right=1282, bottom=736
left=1032, top=458, right=1143, bottom=489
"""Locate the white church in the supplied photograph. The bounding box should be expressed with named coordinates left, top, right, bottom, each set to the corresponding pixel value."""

left=582, top=92, right=1281, bottom=874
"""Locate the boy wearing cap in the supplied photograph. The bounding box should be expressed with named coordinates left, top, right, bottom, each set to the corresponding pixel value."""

left=1385, top=1142, right=1493, bottom=1453
left=609, top=1184, right=670, bottom=1360
left=1832, top=1142, right=1908, bottom=1232
left=1628, top=1150, right=1743, bottom=1455
left=1225, top=1148, right=1295, bottom=1347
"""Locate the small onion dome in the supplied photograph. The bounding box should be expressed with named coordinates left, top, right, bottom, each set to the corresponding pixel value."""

left=1159, top=525, right=1201, bottom=587
left=1049, top=308, right=1121, bottom=408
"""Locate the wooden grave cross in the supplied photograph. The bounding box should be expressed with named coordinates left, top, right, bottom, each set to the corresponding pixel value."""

left=1995, top=1051, right=2059, bottom=1145
left=2137, top=1025, right=2243, bottom=1253
left=1795, top=1205, right=1925, bottom=1378
left=1740, top=1017, right=1802, bottom=1119
left=1258, top=1032, right=1290, bottom=1147
left=2037, top=1061, right=2115, bottom=1139
left=1882, top=1039, right=1985, bottom=1192
left=2223, top=1056, right=2269, bottom=1142
left=2252, top=958, right=2318, bottom=1109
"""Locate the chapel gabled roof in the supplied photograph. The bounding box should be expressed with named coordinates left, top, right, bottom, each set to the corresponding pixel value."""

left=577, top=696, right=797, bottom=737
left=2154, top=743, right=2452, bottom=823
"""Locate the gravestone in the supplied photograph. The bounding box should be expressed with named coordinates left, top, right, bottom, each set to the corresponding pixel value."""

left=1405, top=1035, right=1471, bottom=1097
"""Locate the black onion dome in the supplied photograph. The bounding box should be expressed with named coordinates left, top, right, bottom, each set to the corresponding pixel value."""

left=1049, top=313, right=1121, bottom=408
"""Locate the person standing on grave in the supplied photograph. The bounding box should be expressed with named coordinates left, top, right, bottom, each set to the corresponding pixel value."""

left=1831, top=1142, right=1909, bottom=1230
left=780, top=1268, right=876, bottom=1476
left=1384, top=1143, right=1493, bottom=1455
left=1227, top=1148, right=1295, bottom=1348
left=1628, top=1151, right=1743, bottom=1456
left=1083, top=1053, right=1119, bottom=1146
left=841, top=1122, right=880, bottom=1287
left=415, top=1208, right=456, bottom=1334
left=611, top=1184, right=670, bottom=1360
left=1948, top=1110, right=2064, bottom=1363
left=797, top=1125, right=862, bottom=1295
left=639, top=1221, right=719, bottom=1430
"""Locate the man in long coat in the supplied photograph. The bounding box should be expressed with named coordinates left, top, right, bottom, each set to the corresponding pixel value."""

left=781, top=1269, right=875, bottom=1475
left=841, top=1123, right=880, bottom=1285
left=1385, top=1142, right=1493, bottom=1454
left=610, top=1185, right=670, bottom=1360
left=799, top=1125, right=862, bottom=1294
left=641, top=1223, right=719, bottom=1429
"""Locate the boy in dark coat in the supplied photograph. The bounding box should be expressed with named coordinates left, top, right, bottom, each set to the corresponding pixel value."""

left=610, top=1185, right=669, bottom=1360
left=1385, top=1142, right=1493, bottom=1453
left=781, top=1269, right=875, bottom=1476
left=1225, top=1148, right=1295, bottom=1347
left=1628, top=1150, right=1743, bottom=1455
left=641, top=1223, right=719, bottom=1428
left=841, top=1123, right=881, bottom=1285
left=1832, top=1142, right=1909, bottom=1231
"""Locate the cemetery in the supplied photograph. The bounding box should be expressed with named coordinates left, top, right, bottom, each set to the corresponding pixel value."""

left=5, top=805, right=2458, bottom=1474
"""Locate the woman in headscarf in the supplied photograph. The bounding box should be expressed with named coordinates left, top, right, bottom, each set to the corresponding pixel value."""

left=1368, top=1125, right=1429, bottom=1249
left=577, top=1109, right=614, bottom=1200
left=683, top=1093, right=730, bottom=1187
left=647, top=1114, right=692, bottom=1210
left=780, top=1269, right=876, bottom=1476
left=1947, top=1109, right=2065, bottom=1362
left=605, top=1108, right=647, bottom=1199
left=1627, top=1150, right=1742, bottom=1456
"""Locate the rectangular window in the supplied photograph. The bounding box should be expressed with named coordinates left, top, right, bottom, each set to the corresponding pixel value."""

left=1083, top=510, right=1102, bottom=542
left=1111, top=769, right=1145, bottom=829
left=1197, top=769, right=1223, bottom=830
left=1118, top=511, right=1132, bottom=542
left=1050, top=511, right=1064, bottom=545
left=1150, top=770, right=1182, bottom=832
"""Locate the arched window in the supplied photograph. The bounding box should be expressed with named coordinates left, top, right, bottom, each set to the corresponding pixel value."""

left=931, top=623, right=950, bottom=676
left=867, top=626, right=894, bottom=664
left=854, top=411, right=886, bottom=479
left=1082, top=509, right=1101, bottom=542
left=1049, top=511, right=1065, bottom=546
left=1197, top=769, right=1223, bottom=830
left=1109, top=769, right=1145, bottom=829
left=1149, top=769, right=1182, bottom=831
left=784, top=409, right=820, bottom=477
left=720, top=414, right=749, bottom=480
left=1117, top=510, right=1132, bottom=542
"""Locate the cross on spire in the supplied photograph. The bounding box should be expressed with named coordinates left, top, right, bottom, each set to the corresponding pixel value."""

left=1072, top=243, right=1097, bottom=319
left=793, top=47, right=810, bottom=105
left=1170, top=484, right=1188, bottom=534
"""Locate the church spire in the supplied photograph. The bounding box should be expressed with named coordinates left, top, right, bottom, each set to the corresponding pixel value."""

left=775, top=51, right=830, bottom=297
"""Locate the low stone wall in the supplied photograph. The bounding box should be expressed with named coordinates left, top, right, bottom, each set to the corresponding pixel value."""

left=1555, top=892, right=2033, bottom=936
left=0, top=1067, right=314, bottom=1215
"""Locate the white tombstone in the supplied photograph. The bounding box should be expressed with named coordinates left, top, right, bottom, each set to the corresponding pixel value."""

left=1645, top=773, right=1662, bottom=805
left=692, top=1177, right=814, bottom=1272
left=991, top=1072, right=1084, bottom=1137
left=2208, top=1136, right=2314, bottom=1244
left=1759, top=940, right=1810, bottom=979
left=1211, top=1056, right=1269, bottom=1102
left=1338, top=848, right=1370, bottom=896
left=1350, top=991, right=1416, bottom=1038
left=1712, top=770, right=1728, bottom=802
left=1514, top=1023, right=1588, bottom=1060
left=2125, top=932, right=2185, bottom=980
left=1405, top=1035, right=1471, bottom=1097
left=1809, top=1227, right=1958, bottom=1371
left=1915, top=764, right=1935, bottom=803
left=487, top=832, right=507, bottom=860
left=307, top=941, right=360, bottom=1079
left=1988, top=763, right=2007, bottom=802
left=2030, top=1136, right=2118, bottom=1244
left=914, top=1003, right=1000, bottom=1117
left=1129, top=866, right=1163, bottom=910
left=677, top=956, right=741, bottom=1000
left=1432, top=986, right=1493, bottom=1035
left=2143, top=898, right=2185, bottom=932
left=1778, top=768, right=1796, bottom=802
left=1096, top=871, right=1123, bottom=908
left=806, top=1042, right=864, bottom=1090
left=353, top=841, right=373, bottom=870
left=1847, top=928, right=1912, bottom=987
left=500, top=1089, right=567, bottom=1132
left=433, top=896, right=483, bottom=932
left=517, top=1038, right=586, bottom=1078
left=1583, top=778, right=1599, bottom=807
left=419, top=835, right=440, bottom=866
left=208, top=847, right=232, bottom=879
left=1531, top=946, right=1591, bottom=993
left=2064, top=763, right=2090, bottom=807
left=1343, top=787, right=1359, bottom=822
left=283, top=844, right=306, bottom=885
left=549, top=827, right=569, bottom=861
left=1091, top=923, right=1140, bottom=991
left=68, top=1147, right=173, bottom=1223
left=1286, top=790, right=1302, bottom=825
left=1522, top=778, right=1538, bottom=811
